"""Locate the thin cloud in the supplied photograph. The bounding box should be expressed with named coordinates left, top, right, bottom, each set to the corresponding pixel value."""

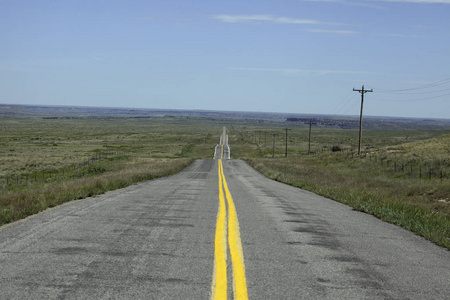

left=228, top=67, right=370, bottom=76
left=298, top=0, right=450, bottom=5
left=377, top=33, right=424, bottom=38
left=93, top=57, right=107, bottom=62
left=298, top=0, right=342, bottom=2
left=370, top=0, right=450, bottom=3
left=211, top=15, right=346, bottom=26
left=301, top=28, right=358, bottom=34
left=297, top=0, right=388, bottom=8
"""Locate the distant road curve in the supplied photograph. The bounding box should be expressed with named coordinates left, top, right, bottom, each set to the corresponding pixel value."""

left=1, top=128, right=449, bottom=299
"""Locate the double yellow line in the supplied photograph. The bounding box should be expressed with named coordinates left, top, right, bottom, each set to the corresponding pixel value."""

left=211, top=146, right=248, bottom=300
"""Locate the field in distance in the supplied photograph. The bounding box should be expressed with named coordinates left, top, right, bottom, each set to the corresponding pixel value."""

left=0, top=108, right=449, bottom=248
left=1, top=103, right=450, bottom=130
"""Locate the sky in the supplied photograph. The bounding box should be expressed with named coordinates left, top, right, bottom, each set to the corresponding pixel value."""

left=1, top=0, right=450, bottom=119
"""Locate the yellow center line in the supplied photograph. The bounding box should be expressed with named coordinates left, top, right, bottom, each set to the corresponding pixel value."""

left=222, top=160, right=248, bottom=300
left=212, top=158, right=228, bottom=300
left=212, top=143, right=249, bottom=300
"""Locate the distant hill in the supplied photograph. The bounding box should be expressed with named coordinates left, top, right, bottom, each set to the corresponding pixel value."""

left=1, top=104, right=449, bottom=130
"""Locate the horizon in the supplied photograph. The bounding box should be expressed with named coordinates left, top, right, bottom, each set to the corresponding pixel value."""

left=1, top=0, right=449, bottom=119
left=3, top=102, right=450, bottom=121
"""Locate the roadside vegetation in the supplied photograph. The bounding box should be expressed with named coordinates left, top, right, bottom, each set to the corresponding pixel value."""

left=228, top=126, right=450, bottom=249
left=1, top=116, right=449, bottom=249
left=0, top=116, right=221, bottom=226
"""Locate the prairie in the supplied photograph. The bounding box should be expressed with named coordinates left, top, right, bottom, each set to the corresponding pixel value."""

left=1, top=115, right=449, bottom=248
left=227, top=126, right=450, bottom=248
left=0, top=116, right=222, bottom=225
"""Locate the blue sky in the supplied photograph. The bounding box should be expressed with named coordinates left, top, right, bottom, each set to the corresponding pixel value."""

left=1, top=0, right=449, bottom=119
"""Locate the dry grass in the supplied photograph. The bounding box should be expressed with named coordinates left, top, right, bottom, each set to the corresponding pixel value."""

left=0, top=116, right=221, bottom=226
left=244, top=133, right=450, bottom=249
left=2, top=117, right=449, bottom=248
left=0, top=157, right=193, bottom=226
left=0, top=117, right=220, bottom=178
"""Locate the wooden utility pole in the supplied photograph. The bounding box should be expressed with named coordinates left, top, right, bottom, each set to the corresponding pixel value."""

left=305, top=120, right=317, bottom=155
left=283, top=127, right=291, bottom=157
left=353, top=85, right=373, bottom=156
left=272, top=133, right=277, bottom=158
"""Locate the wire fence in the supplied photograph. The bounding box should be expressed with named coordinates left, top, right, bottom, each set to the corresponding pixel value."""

left=323, top=148, right=449, bottom=181
left=241, top=130, right=449, bottom=182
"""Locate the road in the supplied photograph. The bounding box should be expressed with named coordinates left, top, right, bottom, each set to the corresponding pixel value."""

left=1, top=128, right=449, bottom=299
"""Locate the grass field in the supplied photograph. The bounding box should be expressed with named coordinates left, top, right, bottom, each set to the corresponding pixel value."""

left=0, top=116, right=223, bottom=225
left=227, top=125, right=450, bottom=248
left=1, top=116, right=449, bottom=248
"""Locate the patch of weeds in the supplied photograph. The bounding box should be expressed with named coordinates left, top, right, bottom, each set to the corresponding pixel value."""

left=180, top=143, right=196, bottom=157
left=87, top=166, right=107, bottom=175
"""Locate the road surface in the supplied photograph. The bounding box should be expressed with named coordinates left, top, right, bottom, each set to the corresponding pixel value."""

left=1, top=128, right=449, bottom=299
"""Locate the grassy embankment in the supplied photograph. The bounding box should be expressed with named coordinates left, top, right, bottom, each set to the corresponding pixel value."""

left=0, top=117, right=222, bottom=226
left=229, top=126, right=450, bottom=249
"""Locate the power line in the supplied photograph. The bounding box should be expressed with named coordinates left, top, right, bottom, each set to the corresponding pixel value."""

left=377, top=87, right=450, bottom=95
left=340, top=94, right=360, bottom=115
left=377, top=76, right=450, bottom=92
left=330, top=90, right=352, bottom=114
left=372, top=92, right=450, bottom=102
left=371, top=76, right=450, bottom=103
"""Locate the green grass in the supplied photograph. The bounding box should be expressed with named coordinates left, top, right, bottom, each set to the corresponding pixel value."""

left=236, top=129, right=450, bottom=249
left=0, top=116, right=222, bottom=226
left=0, top=157, right=193, bottom=225
left=1, top=116, right=449, bottom=249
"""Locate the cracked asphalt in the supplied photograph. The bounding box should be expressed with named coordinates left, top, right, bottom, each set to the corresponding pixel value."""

left=1, top=158, right=449, bottom=299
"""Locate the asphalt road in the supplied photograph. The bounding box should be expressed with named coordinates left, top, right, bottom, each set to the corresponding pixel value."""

left=1, top=131, right=449, bottom=299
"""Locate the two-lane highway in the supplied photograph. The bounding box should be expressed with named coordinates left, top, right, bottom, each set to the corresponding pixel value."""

left=1, top=128, right=449, bottom=299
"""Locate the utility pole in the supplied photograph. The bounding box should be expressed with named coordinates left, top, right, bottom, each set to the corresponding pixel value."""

left=353, top=85, right=373, bottom=156
left=283, top=127, right=291, bottom=157
left=272, top=133, right=277, bottom=158
left=305, top=120, right=317, bottom=155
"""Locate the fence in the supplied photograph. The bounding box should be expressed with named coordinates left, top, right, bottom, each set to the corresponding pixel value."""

left=325, top=149, right=449, bottom=181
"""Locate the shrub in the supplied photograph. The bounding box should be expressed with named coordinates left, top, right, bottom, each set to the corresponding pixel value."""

left=331, top=145, right=341, bottom=152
